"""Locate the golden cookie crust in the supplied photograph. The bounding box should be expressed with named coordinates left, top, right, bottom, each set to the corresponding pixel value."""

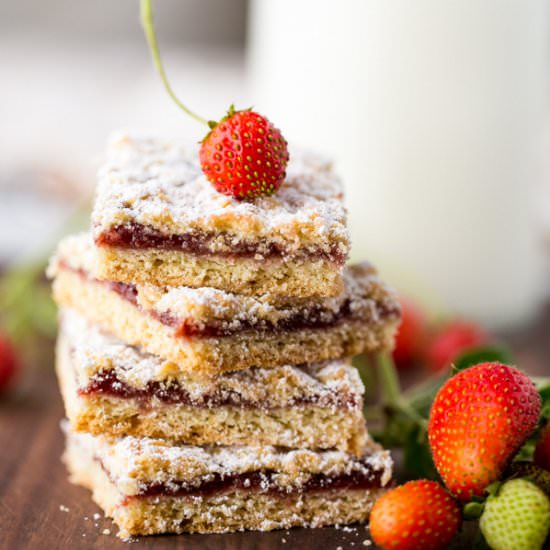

left=56, top=311, right=369, bottom=455
left=64, top=426, right=392, bottom=538
left=90, top=134, right=350, bottom=295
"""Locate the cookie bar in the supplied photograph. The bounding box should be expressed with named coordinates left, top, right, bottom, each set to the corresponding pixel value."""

left=56, top=310, right=368, bottom=455
left=63, top=426, right=392, bottom=538
left=49, top=234, right=401, bottom=377
left=91, top=134, right=350, bottom=298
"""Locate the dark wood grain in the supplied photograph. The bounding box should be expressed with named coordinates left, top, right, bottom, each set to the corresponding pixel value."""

left=3, top=304, right=549, bottom=549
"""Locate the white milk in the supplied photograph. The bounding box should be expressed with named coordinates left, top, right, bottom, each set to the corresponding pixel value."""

left=248, top=0, right=548, bottom=328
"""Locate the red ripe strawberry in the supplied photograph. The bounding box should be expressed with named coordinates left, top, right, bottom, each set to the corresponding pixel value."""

left=139, top=3, right=289, bottom=201
left=370, top=479, right=461, bottom=550
left=534, top=421, right=550, bottom=472
left=428, top=362, right=541, bottom=501
left=199, top=107, right=289, bottom=200
left=392, top=297, right=428, bottom=369
left=0, top=330, right=19, bottom=392
left=425, top=320, right=489, bottom=372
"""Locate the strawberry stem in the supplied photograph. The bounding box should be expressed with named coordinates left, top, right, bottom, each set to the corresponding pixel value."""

left=377, top=353, right=428, bottom=429
left=140, top=0, right=208, bottom=126
left=463, top=501, right=485, bottom=520
left=377, top=353, right=402, bottom=406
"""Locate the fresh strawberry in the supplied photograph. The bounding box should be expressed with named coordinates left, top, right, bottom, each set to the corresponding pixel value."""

left=199, top=107, right=289, bottom=200
left=428, top=362, right=541, bottom=501
left=425, top=320, right=489, bottom=372
left=0, top=330, right=19, bottom=392
left=480, top=478, right=550, bottom=550
left=392, top=297, right=428, bottom=368
left=369, top=479, right=461, bottom=550
left=534, top=421, right=550, bottom=472
left=140, top=2, right=289, bottom=201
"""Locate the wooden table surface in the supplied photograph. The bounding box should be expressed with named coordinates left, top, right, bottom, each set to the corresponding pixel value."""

left=1, top=307, right=548, bottom=550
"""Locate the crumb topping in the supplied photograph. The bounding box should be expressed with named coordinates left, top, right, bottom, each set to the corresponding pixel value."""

left=60, top=309, right=365, bottom=407
left=67, top=427, right=392, bottom=496
left=91, top=134, right=350, bottom=257
left=49, top=233, right=401, bottom=330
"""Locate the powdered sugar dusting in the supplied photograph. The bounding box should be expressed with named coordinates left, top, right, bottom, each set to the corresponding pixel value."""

left=69, top=428, right=392, bottom=497
left=91, top=134, right=349, bottom=256
left=50, top=233, right=400, bottom=331
left=141, top=262, right=398, bottom=327
left=60, top=309, right=365, bottom=407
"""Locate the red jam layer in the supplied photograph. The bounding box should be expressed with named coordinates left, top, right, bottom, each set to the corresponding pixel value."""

left=60, top=261, right=399, bottom=338
left=131, top=468, right=385, bottom=499
left=79, top=369, right=358, bottom=410
left=108, top=281, right=138, bottom=306
left=95, top=222, right=347, bottom=264
left=107, top=279, right=400, bottom=339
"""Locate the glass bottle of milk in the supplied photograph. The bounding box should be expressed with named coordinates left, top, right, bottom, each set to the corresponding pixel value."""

left=248, top=0, right=548, bottom=329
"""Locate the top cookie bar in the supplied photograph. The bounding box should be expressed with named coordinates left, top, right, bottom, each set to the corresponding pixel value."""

left=91, top=134, right=350, bottom=297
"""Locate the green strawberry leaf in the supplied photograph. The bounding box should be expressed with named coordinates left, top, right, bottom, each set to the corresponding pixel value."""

left=451, top=345, right=515, bottom=375
left=541, top=402, right=550, bottom=420
left=404, top=370, right=451, bottom=418
left=402, top=424, right=439, bottom=480
left=533, top=377, right=550, bottom=394
left=515, top=439, right=536, bottom=462
left=534, top=378, right=550, bottom=421
left=463, top=501, right=485, bottom=520
left=485, top=481, right=502, bottom=497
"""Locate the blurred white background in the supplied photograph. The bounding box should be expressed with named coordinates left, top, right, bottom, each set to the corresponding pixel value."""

left=249, top=0, right=550, bottom=327
left=1, top=0, right=550, bottom=329
left=0, top=0, right=248, bottom=266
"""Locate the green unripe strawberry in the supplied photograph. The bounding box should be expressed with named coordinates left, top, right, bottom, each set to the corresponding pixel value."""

left=480, top=478, right=550, bottom=550
left=507, top=462, right=550, bottom=496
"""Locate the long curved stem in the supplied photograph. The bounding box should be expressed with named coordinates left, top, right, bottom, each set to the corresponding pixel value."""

left=140, top=0, right=208, bottom=126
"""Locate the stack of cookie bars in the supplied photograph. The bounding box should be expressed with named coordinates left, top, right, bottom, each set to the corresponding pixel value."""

left=48, top=134, right=401, bottom=539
